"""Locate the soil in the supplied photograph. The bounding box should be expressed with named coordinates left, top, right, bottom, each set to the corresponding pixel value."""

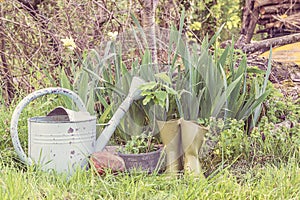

left=247, top=53, right=300, bottom=100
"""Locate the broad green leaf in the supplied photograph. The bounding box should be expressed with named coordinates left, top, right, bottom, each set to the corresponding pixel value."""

left=165, top=85, right=177, bottom=95
left=263, top=47, right=272, bottom=91
left=83, top=67, right=107, bottom=83
left=238, top=90, right=271, bottom=120
left=96, top=92, right=109, bottom=111
left=247, top=67, right=264, bottom=74
left=252, top=48, right=272, bottom=127
left=212, top=75, right=243, bottom=117
left=217, top=46, right=229, bottom=70
left=142, top=49, right=151, bottom=65
left=142, top=95, right=154, bottom=105
left=155, top=91, right=167, bottom=103
left=139, top=82, right=157, bottom=91
left=155, top=72, right=171, bottom=84
left=178, top=9, right=185, bottom=37
left=60, top=69, right=71, bottom=90
left=140, top=91, right=153, bottom=96
left=131, top=13, right=148, bottom=48
left=59, top=68, right=73, bottom=108
left=208, top=23, right=225, bottom=47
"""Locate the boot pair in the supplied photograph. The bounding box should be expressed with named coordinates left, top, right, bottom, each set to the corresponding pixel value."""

left=157, top=119, right=208, bottom=176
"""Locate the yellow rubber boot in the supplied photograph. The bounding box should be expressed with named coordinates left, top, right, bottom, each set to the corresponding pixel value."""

left=180, top=119, right=208, bottom=176
left=157, top=119, right=183, bottom=173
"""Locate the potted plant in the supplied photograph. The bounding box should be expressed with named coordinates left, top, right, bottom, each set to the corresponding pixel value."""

left=117, top=133, right=164, bottom=173
left=138, top=72, right=184, bottom=174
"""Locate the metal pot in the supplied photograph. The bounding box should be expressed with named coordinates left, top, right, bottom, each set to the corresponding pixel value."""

left=118, top=147, right=164, bottom=173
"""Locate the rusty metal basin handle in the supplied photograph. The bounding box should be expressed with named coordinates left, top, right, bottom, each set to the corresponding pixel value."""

left=10, top=87, right=87, bottom=165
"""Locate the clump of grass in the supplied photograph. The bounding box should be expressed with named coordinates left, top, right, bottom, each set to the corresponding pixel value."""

left=0, top=158, right=299, bottom=199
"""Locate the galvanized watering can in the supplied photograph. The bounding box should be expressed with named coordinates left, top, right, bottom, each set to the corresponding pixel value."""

left=10, top=77, right=145, bottom=174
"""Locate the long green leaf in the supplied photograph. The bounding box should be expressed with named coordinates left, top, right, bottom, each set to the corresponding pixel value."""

left=238, top=90, right=271, bottom=120
left=86, top=81, right=95, bottom=114
left=212, top=75, right=243, bottom=117
left=78, top=71, right=89, bottom=103
left=208, top=23, right=225, bottom=48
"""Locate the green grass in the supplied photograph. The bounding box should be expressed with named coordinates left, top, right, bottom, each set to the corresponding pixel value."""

left=1, top=92, right=299, bottom=200
left=0, top=157, right=299, bottom=199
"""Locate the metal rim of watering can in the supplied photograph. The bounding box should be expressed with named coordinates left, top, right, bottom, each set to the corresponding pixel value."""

left=10, top=87, right=87, bottom=165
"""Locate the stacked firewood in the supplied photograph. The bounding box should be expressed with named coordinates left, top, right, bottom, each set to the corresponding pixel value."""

left=255, top=0, right=300, bottom=38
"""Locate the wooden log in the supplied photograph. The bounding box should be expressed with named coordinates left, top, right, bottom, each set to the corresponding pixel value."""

left=257, top=18, right=276, bottom=25
left=259, top=12, right=300, bottom=26
left=258, top=28, right=295, bottom=39
left=254, top=0, right=300, bottom=9
left=265, top=21, right=282, bottom=29
left=272, top=30, right=300, bottom=36
left=242, top=33, right=300, bottom=53
left=256, top=28, right=277, bottom=34
left=260, top=14, right=276, bottom=20
left=260, top=3, right=300, bottom=14
left=256, top=31, right=291, bottom=40
left=269, top=31, right=293, bottom=38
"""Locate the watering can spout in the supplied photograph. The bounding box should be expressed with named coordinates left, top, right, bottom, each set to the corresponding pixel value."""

left=95, top=76, right=146, bottom=152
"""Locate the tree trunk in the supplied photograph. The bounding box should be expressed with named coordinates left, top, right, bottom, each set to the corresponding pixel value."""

left=240, top=0, right=259, bottom=43
left=0, top=9, right=14, bottom=105
left=138, top=0, right=159, bottom=68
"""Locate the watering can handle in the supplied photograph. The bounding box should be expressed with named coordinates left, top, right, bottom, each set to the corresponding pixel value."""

left=10, top=87, right=87, bottom=165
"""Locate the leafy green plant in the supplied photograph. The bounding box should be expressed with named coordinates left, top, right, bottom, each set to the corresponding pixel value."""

left=204, top=114, right=300, bottom=170
left=139, top=72, right=180, bottom=121
left=118, top=133, right=158, bottom=154
left=57, top=16, right=271, bottom=145
left=173, top=28, right=272, bottom=127
left=250, top=116, right=300, bottom=160
left=140, top=73, right=177, bottom=108
left=218, top=119, right=250, bottom=160
left=265, top=91, right=300, bottom=124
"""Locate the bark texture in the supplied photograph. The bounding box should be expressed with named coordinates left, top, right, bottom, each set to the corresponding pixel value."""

left=242, top=33, right=300, bottom=53
left=138, top=0, right=159, bottom=66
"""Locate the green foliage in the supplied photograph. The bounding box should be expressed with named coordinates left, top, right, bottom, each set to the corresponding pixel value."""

left=140, top=73, right=178, bottom=111
left=265, top=92, right=300, bottom=124
left=205, top=115, right=300, bottom=169
left=67, top=24, right=273, bottom=140
left=173, top=27, right=271, bottom=126
left=251, top=116, right=300, bottom=159
left=201, top=83, right=299, bottom=170
left=118, top=134, right=157, bottom=154
left=186, top=0, right=241, bottom=40
left=0, top=154, right=300, bottom=199
left=217, top=119, right=250, bottom=160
